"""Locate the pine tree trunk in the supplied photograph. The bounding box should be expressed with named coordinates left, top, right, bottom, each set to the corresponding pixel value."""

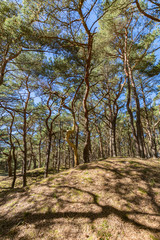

left=141, top=84, right=158, bottom=158
left=96, top=125, right=104, bottom=159
left=82, top=35, right=93, bottom=163
left=7, top=151, right=12, bottom=177
left=11, top=147, right=17, bottom=189
left=111, top=120, right=117, bottom=157
left=38, top=139, right=42, bottom=168
left=23, top=111, right=27, bottom=187
left=44, top=133, right=52, bottom=177
left=22, top=76, right=30, bottom=187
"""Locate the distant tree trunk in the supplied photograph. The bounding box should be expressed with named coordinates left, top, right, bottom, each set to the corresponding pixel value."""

left=66, top=121, right=79, bottom=167
left=44, top=86, right=61, bottom=177
left=126, top=76, right=140, bottom=157
left=96, top=124, right=104, bottom=159
left=38, top=139, right=42, bottom=168
left=111, top=119, right=117, bottom=157
left=117, top=136, right=121, bottom=156
left=51, top=138, right=56, bottom=171
left=22, top=76, right=30, bottom=187
left=10, top=113, right=17, bottom=188
left=124, top=32, right=139, bottom=157
left=72, top=150, right=74, bottom=168
left=11, top=146, right=17, bottom=189
left=7, top=151, right=12, bottom=177
left=30, top=139, right=36, bottom=169
left=141, top=83, right=158, bottom=158
left=151, top=129, right=158, bottom=158
left=127, top=125, right=135, bottom=157
left=69, top=146, right=72, bottom=169
left=105, top=87, right=119, bottom=158
left=38, top=121, right=43, bottom=168
left=54, top=147, right=58, bottom=171
left=64, top=146, right=67, bottom=170
left=0, top=106, right=16, bottom=186
left=130, top=73, right=145, bottom=158
left=27, top=140, right=33, bottom=170
left=109, top=126, right=113, bottom=157
left=45, top=132, right=52, bottom=177
left=57, top=137, right=61, bottom=172
left=23, top=109, right=27, bottom=187
left=105, top=131, right=110, bottom=157
left=33, top=156, right=37, bottom=169
left=75, top=123, right=79, bottom=163
left=27, top=157, right=32, bottom=170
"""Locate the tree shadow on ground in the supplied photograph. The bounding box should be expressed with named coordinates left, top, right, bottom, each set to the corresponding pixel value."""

left=0, top=158, right=160, bottom=239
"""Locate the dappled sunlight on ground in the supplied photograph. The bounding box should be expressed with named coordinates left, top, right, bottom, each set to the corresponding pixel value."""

left=0, top=158, right=160, bottom=240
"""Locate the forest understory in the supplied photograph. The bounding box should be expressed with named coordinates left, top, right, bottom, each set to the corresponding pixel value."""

left=0, top=157, right=160, bottom=240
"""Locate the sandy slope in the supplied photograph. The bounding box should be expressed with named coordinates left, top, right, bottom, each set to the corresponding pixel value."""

left=0, top=157, right=160, bottom=240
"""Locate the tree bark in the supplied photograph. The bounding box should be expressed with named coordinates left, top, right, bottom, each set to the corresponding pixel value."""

left=96, top=125, right=104, bottom=159
left=83, top=35, right=93, bottom=163
left=23, top=109, right=27, bottom=187
left=123, top=28, right=145, bottom=158
left=44, top=133, right=52, bottom=177
left=11, top=146, right=17, bottom=189
left=141, top=83, right=158, bottom=158
left=22, top=76, right=30, bottom=187
left=7, top=151, right=12, bottom=177
left=111, top=119, right=117, bottom=157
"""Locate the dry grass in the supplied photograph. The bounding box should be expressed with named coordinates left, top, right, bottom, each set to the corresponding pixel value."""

left=0, top=157, right=160, bottom=240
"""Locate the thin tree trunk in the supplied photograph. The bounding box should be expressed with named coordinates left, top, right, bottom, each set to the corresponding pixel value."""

left=111, top=119, right=117, bottom=157
left=109, top=123, right=113, bottom=157
left=141, top=83, right=158, bottom=158
left=123, top=28, right=143, bottom=158
left=44, top=133, right=52, bottom=177
left=129, top=69, right=145, bottom=158
left=57, top=138, right=61, bottom=172
left=68, top=146, right=71, bottom=169
left=11, top=146, right=17, bottom=189
left=7, top=151, right=12, bottom=177
left=82, top=36, right=93, bottom=163
left=23, top=110, right=27, bottom=187
left=96, top=125, right=104, bottom=158
left=38, top=139, right=42, bottom=168
left=22, top=76, right=30, bottom=187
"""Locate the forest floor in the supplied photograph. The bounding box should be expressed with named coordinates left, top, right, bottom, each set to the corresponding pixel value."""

left=0, top=157, right=160, bottom=240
